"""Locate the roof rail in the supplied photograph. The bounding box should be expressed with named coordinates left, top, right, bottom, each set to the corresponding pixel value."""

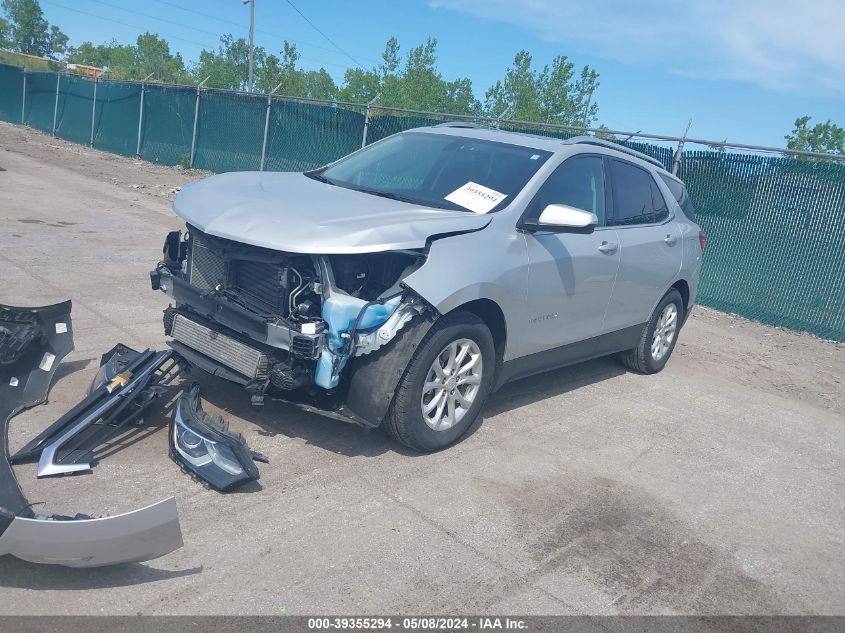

left=434, top=121, right=488, bottom=129
left=564, top=135, right=664, bottom=169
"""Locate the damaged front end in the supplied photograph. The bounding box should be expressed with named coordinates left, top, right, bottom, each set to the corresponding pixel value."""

left=0, top=302, right=183, bottom=567
left=151, top=226, right=433, bottom=426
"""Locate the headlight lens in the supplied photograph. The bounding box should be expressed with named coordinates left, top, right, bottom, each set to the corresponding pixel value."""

left=170, top=386, right=260, bottom=490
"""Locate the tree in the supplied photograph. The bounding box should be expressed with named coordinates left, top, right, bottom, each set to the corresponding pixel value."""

left=337, top=67, right=380, bottom=103
left=785, top=116, right=844, bottom=156
left=67, top=40, right=135, bottom=75
left=135, top=33, right=187, bottom=82
left=304, top=68, right=338, bottom=100
left=68, top=33, right=187, bottom=82
left=337, top=36, right=479, bottom=114
left=193, top=34, right=263, bottom=90
left=484, top=50, right=599, bottom=126
left=1, top=0, right=65, bottom=57
left=0, top=16, right=12, bottom=49
left=254, top=40, right=302, bottom=95
left=47, top=24, right=67, bottom=58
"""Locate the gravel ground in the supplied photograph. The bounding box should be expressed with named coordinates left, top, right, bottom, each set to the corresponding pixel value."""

left=0, top=121, right=843, bottom=615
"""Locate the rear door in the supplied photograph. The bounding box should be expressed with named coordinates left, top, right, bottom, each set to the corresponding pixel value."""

left=603, top=158, right=682, bottom=332
left=520, top=155, right=621, bottom=356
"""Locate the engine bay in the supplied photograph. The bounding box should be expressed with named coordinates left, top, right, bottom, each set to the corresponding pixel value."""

left=152, top=226, right=429, bottom=412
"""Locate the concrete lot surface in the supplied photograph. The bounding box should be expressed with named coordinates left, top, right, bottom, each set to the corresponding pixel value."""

left=0, top=122, right=843, bottom=615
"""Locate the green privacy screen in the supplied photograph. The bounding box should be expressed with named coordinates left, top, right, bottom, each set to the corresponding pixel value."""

left=22, top=70, right=58, bottom=132
left=0, top=64, right=843, bottom=340
left=0, top=64, right=22, bottom=122
left=684, top=153, right=845, bottom=340
left=94, top=81, right=141, bottom=156
left=193, top=89, right=265, bottom=172
left=139, top=84, right=196, bottom=166
left=264, top=99, right=364, bottom=171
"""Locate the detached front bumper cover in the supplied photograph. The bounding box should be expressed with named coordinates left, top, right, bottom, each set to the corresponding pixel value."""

left=0, top=301, right=183, bottom=567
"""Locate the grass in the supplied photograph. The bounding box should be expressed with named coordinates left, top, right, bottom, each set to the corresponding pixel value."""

left=0, top=49, right=63, bottom=72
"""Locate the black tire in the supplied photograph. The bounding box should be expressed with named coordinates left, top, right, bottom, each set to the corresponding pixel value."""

left=384, top=311, right=496, bottom=453
left=621, top=289, right=684, bottom=374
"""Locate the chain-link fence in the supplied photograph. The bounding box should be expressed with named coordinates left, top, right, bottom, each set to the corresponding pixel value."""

left=1, top=63, right=843, bottom=341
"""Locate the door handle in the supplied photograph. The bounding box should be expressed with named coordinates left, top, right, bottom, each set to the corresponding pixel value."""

left=664, top=234, right=678, bottom=246
left=598, top=241, right=618, bottom=254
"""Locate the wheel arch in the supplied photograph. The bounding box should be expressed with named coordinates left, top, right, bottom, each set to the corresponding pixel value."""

left=446, top=298, right=508, bottom=383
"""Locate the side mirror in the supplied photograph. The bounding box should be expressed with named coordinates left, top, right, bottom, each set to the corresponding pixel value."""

left=523, top=204, right=598, bottom=234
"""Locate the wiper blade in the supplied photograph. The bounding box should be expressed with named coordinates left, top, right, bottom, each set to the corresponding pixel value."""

left=305, top=171, right=332, bottom=184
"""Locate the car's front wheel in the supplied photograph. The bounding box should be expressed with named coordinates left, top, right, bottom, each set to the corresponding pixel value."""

left=384, top=311, right=495, bottom=452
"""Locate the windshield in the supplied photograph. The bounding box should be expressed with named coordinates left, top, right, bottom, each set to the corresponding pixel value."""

left=310, top=132, right=552, bottom=213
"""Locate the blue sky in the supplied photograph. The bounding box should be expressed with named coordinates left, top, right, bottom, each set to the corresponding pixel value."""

left=39, top=0, right=844, bottom=148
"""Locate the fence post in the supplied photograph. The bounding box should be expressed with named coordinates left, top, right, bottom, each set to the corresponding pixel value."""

left=672, top=119, right=692, bottom=176
left=89, top=76, right=98, bottom=146
left=135, top=73, right=154, bottom=158
left=20, top=70, right=26, bottom=124
left=360, top=93, right=381, bottom=149
left=190, top=76, right=210, bottom=169
left=51, top=72, right=61, bottom=137
left=260, top=81, right=284, bottom=172
left=495, top=103, right=514, bottom=130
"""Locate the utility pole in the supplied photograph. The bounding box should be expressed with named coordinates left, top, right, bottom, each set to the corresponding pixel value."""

left=244, top=0, right=255, bottom=92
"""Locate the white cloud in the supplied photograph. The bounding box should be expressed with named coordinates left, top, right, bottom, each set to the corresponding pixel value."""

left=429, top=0, right=845, bottom=96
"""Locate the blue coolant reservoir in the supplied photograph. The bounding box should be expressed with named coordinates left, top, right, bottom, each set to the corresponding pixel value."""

left=315, top=293, right=402, bottom=388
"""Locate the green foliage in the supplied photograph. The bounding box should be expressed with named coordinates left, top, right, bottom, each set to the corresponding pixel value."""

left=785, top=116, right=844, bottom=156
left=67, top=33, right=188, bottom=83
left=193, top=37, right=338, bottom=99
left=484, top=50, right=599, bottom=125
left=0, top=16, right=11, bottom=49
left=1, top=0, right=66, bottom=58
left=193, top=34, right=262, bottom=90
left=336, top=36, right=479, bottom=114
left=22, top=13, right=601, bottom=123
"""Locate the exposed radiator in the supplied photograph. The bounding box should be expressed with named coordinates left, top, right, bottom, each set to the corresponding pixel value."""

left=170, top=313, right=269, bottom=380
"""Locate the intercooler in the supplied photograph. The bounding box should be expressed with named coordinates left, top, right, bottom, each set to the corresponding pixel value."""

left=169, top=313, right=269, bottom=380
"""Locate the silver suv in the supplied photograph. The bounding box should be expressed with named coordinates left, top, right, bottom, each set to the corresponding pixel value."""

left=151, top=124, right=704, bottom=452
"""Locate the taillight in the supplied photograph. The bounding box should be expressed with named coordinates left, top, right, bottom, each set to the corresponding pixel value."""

left=698, top=231, right=706, bottom=251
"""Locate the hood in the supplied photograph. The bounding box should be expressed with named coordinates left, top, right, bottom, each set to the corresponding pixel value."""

left=172, top=171, right=492, bottom=254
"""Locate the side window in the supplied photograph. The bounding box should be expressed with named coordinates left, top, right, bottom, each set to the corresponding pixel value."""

left=608, top=159, right=667, bottom=226
left=650, top=179, right=670, bottom=223
left=527, top=156, right=606, bottom=225
left=658, top=173, right=697, bottom=222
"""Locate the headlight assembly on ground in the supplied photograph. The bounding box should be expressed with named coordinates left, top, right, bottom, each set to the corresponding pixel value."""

left=170, top=383, right=265, bottom=491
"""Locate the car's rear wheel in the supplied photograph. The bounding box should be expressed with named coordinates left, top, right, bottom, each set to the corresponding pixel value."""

left=620, top=289, right=684, bottom=374
left=384, top=312, right=495, bottom=452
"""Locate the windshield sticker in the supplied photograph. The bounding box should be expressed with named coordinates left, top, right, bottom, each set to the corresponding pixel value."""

left=445, top=181, right=507, bottom=214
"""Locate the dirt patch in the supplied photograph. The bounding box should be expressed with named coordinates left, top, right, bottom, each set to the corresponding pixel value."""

left=0, top=121, right=208, bottom=204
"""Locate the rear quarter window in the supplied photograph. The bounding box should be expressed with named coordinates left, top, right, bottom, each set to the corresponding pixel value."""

left=659, top=173, right=697, bottom=222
